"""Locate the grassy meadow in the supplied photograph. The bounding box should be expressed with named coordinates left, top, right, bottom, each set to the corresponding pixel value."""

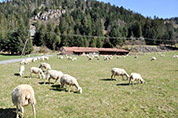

left=0, top=51, right=178, bottom=118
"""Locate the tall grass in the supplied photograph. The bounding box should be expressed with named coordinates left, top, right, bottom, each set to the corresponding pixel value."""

left=0, top=52, right=177, bottom=118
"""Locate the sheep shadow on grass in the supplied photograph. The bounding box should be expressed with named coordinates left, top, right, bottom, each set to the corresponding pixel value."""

left=14, top=73, right=20, bottom=76
left=50, top=85, right=63, bottom=91
left=38, top=82, right=52, bottom=84
left=0, top=108, right=16, bottom=118
left=116, top=83, right=130, bottom=86
left=100, top=78, right=117, bottom=81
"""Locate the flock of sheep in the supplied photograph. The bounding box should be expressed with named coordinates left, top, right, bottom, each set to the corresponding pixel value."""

left=12, top=55, right=82, bottom=118
left=11, top=52, right=165, bottom=118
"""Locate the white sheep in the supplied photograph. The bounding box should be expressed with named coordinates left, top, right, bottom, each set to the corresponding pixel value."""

left=32, top=58, right=37, bottom=62
left=58, top=56, right=63, bottom=59
left=11, top=84, right=36, bottom=118
left=150, top=57, right=156, bottom=61
left=72, top=57, right=77, bottom=61
left=44, top=56, right=49, bottom=60
left=88, top=57, right=93, bottom=61
left=30, top=67, right=45, bottom=79
left=134, top=55, right=138, bottom=58
left=60, top=74, right=82, bottom=93
left=44, top=70, right=63, bottom=84
left=129, top=73, right=145, bottom=86
left=19, top=65, right=25, bottom=77
left=20, top=60, right=26, bottom=65
left=39, top=62, right=51, bottom=70
left=111, top=68, right=129, bottom=81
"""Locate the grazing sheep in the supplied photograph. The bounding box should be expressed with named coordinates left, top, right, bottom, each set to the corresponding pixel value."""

left=44, top=56, right=49, bottom=60
left=160, top=54, right=165, bottom=57
left=129, top=73, right=145, bottom=86
left=150, top=57, right=156, bottom=61
left=39, top=62, right=51, bottom=70
left=117, top=56, right=121, bottom=59
left=19, top=65, right=25, bottom=77
left=60, top=74, right=82, bottom=93
left=88, top=57, right=93, bottom=61
left=20, top=60, right=26, bottom=65
left=30, top=67, right=45, bottom=79
left=104, top=56, right=109, bottom=61
left=111, top=68, right=129, bottom=81
left=44, top=70, right=63, bottom=84
left=11, top=84, right=36, bottom=118
left=32, top=58, right=37, bottom=62
left=134, top=55, right=138, bottom=58
left=58, top=56, right=63, bottom=59
left=72, top=57, right=77, bottom=61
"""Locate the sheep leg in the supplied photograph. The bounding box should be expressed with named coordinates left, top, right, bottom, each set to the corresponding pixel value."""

left=32, top=104, right=36, bottom=118
left=137, top=81, right=140, bottom=85
left=129, top=79, right=131, bottom=85
left=20, top=106, right=24, bottom=118
left=30, top=72, right=32, bottom=79
left=68, top=85, right=71, bottom=92
left=54, top=78, right=59, bottom=84
left=48, top=78, right=51, bottom=84
left=43, top=78, right=47, bottom=84
left=111, top=73, right=114, bottom=79
left=16, top=105, right=19, bottom=118
left=38, top=73, right=41, bottom=79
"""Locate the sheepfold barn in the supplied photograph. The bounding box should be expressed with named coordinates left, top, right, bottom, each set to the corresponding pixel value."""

left=60, top=47, right=129, bottom=55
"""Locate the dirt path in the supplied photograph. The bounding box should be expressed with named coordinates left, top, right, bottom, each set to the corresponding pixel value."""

left=0, top=55, right=53, bottom=65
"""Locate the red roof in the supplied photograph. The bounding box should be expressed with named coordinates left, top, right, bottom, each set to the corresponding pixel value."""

left=62, top=47, right=129, bottom=53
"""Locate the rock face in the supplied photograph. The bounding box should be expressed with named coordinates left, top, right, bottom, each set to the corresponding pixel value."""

left=32, top=9, right=64, bottom=21
left=130, top=46, right=170, bottom=52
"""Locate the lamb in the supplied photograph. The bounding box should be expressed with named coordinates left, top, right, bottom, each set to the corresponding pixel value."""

left=150, top=57, right=156, bottom=61
left=111, top=68, right=129, bottom=81
left=39, top=62, right=51, bottom=70
left=44, top=70, right=63, bottom=84
left=129, top=73, right=145, bottom=86
left=60, top=74, right=82, bottom=93
left=19, top=65, right=25, bottom=77
left=11, top=84, right=36, bottom=118
left=30, top=67, right=45, bottom=79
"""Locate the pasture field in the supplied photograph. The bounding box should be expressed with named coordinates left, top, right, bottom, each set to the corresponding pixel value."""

left=0, top=51, right=177, bottom=118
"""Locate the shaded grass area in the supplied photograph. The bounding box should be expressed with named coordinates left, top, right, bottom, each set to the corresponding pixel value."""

left=0, top=52, right=177, bottom=117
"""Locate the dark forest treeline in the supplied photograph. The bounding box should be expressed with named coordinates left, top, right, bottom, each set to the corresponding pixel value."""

left=0, top=0, right=178, bottom=54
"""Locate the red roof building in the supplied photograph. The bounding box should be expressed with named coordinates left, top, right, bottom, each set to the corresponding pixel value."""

left=60, top=47, right=129, bottom=55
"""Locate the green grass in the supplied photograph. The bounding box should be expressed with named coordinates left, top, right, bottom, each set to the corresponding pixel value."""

left=0, top=52, right=178, bottom=118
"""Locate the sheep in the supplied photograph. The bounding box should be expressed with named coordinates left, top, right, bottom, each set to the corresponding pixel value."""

left=39, top=62, right=51, bottom=70
left=44, top=70, right=63, bottom=84
left=160, top=54, right=165, bottom=57
left=20, top=60, right=26, bottom=65
left=111, top=68, right=129, bottom=81
left=11, top=84, right=36, bottom=118
left=19, top=65, right=25, bottom=77
left=88, top=57, right=93, bottom=61
left=60, top=74, right=82, bottom=93
left=129, top=73, right=145, bottom=86
left=44, top=56, right=49, bottom=60
left=134, top=55, right=138, bottom=58
left=30, top=67, right=45, bottom=79
left=58, top=56, right=63, bottom=59
left=32, top=58, right=37, bottom=62
left=150, top=57, right=156, bottom=61
left=72, top=57, right=77, bottom=61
